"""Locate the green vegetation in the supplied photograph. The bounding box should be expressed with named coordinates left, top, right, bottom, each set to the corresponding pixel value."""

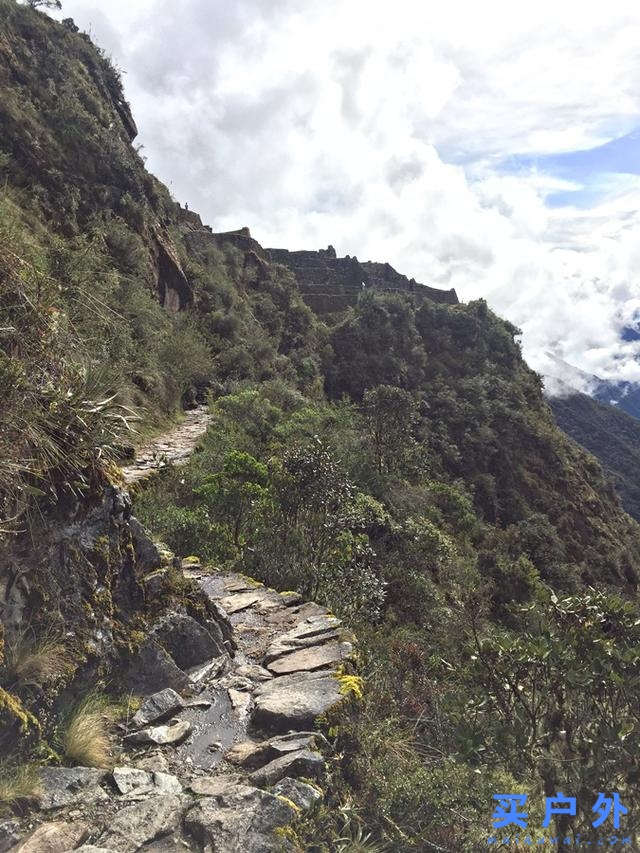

left=551, top=390, right=640, bottom=521
left=2, top=1, right=640, bottom=847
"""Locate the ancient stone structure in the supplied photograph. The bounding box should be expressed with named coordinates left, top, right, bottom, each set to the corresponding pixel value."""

left=267, top=244, right=459, bottom=310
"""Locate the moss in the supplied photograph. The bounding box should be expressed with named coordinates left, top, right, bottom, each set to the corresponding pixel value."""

left=276, top=794, right=301, bottom=813
left=274, top=824, right=301, bottom=846
left=0, top=687, right=40, bottom=735
left=239, top=573, right=264, bottom=588
left=183, top=555, right=201, bottom=565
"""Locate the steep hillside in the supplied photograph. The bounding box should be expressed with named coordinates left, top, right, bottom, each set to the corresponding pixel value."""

left=551, top=391, right=640, bottom=521
left=3, top=2, right=640, bottom=850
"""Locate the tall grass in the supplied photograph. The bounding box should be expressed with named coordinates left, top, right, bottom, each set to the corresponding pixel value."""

left=60, top=693, right=116, bottom=768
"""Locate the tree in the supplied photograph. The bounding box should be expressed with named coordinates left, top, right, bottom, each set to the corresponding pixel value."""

left=362, top=384, right=418, bottom=474
left=196, top=451, right=269, bottom=549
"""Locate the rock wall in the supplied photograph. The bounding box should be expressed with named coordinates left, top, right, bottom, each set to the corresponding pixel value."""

left=267, top=244, right=459, bottom=308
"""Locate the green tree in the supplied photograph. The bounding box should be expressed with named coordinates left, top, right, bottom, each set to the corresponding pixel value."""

left=196, top=451, right=269, bottom=549
left=362, top=384, right=418, bottom=474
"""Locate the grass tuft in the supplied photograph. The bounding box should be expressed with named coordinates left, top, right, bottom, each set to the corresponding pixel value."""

left=0, top=761, right=41, bottom=810
left=61, top=692, right=116, bottom=768
left=4, top=630, right=74, bottom=685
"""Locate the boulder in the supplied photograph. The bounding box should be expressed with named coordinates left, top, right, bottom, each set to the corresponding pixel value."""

left=249, top=749, right=326, bottom=786
left=112, top=767, right=153, bottom=795
left=124, top=720, right=191, bottom=746
left=184, top=784, right=296, bottom=852
left=272, top=777, right=323, bottom=811
left=13, top=821, right=88, bottom=852
left=125, top=639, right=189, bottom=695
left=150, top=612, right=225, bottom=669
left=37, top=768, right=108, bottom=811
left=264, top=615, right=342, bottom=663
left=267, top=641, right=352, bottom=675
left=186, top=656, right=227, bottom=686
left=152, top=772, right=182, bottom=794
left=132, top=688, right=185, bottom=728
left=188, top=774, right=245, bottom=797
left=253, top=670, right=342, bottom=732
left=225, top=733, right=316, bottom=769
left=96, top=795, right=187, bottom=853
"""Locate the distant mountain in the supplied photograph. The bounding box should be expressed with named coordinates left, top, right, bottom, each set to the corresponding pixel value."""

left=544, top=354, right=640, bottom=420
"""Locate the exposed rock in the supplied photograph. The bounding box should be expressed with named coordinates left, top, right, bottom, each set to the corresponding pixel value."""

left=186, top=656, right=227, bottom=686
left=225, top=733, right=317, bottom=769
left=12, top=821, right=88, bottom=853
left=125, top=639, right=189, bottom=695
left=152, top=772, right=182, bottom=794
left=132, top=688, right=185, bottom=728
left=249, top=749, right=326, bottom=786
left=97, top=795, right=188, bottom=853
left=38, top=768, right=108, bottom=811
left=111, top=767, right=180, bottom=797
left=272, top=777, right=323, bottom=811
left=69, top=848, right=112, bottom=852
left=133, top=753, right=170, bottom=774
left=150, top=612, right=225, bottom=669
left=263, top=615, right=342, bottom=663
left=112, top=766, right=153, bottom=795
left=0, top=820, right=20, bottom=853
left=188, top=774, right=245, bottom=797
left=234, top=663, right=272, bottom=682
left=267, top=641, right=352, bottom=675
left=125, top=719, right=191, bottom=746
left=218, top=590, right=269, bottom=615
left=140, top=569, right=170, bottom=601
left=253, top=670, right=342, bottom=731
left=152, top=227, right=192, bottom=313
left=228, top=688, right=252, bottom=716
left=279, top=591, right=303, bottom=606
left=128, top=517, right=163, bottom=573
left=184, top=784, right=296, bottom=852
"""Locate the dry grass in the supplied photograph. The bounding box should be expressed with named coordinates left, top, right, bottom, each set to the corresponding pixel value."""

left=61, top=693, right=116, bottom=768
left=4, top=630, right=74, bottom=685
left=0, top=761, right=41, bottom=809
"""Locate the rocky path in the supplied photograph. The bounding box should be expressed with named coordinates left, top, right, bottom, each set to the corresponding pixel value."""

left=6, top=561, right=355, bottom=852
left=121, top=406, right=211, bottom=486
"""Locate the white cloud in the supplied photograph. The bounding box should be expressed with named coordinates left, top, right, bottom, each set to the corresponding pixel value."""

left=51, top=0, right=640, bottom=384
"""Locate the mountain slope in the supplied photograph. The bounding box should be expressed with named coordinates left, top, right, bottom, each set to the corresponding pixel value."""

left=3, top=3, right=640, bottom=849
left=551, top=391, right=640, bottom=521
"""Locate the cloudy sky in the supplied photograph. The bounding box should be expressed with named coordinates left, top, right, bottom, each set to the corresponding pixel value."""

left=50, top=0, right=640, bottom=387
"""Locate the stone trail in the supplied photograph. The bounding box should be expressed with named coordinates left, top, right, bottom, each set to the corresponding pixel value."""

left=121, top=406, right=211, bottom=485
left=5, top=562, right=355, bottom=853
